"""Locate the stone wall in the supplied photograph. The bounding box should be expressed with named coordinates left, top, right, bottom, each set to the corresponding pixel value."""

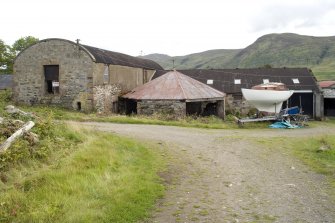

left=13, top=39, right=94, bottom=111
left=93, top=84, right=121, bottom=114
left=137, top=100, right=186, bottom=116
left=225, top=94, right=253, bottom=115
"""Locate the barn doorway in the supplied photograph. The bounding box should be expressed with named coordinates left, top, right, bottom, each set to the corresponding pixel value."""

left=186, top=102, right=218, bottom=116
left=186, top=102, right=202, bottom=115
left=44, top=65, right=59, bottom=94
left=283, top=93, right=314, bottom=117
left=125, top=99, right=137, bottom=115
left=324, top=98, right=335, bottom=116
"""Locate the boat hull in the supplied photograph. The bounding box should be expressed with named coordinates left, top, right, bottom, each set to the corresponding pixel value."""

left=241, top=88, right=294, bottom=113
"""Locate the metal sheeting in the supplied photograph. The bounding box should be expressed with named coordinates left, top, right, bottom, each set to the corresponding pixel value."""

left=0, top=75, right=13, bottom=90
left=123, top=70, right=225, bottom=101
left=319, top=81, right=335, bottom=88
left=153, top=68, right=319, bottom=94
left=82, top=45, right=163, bottom=70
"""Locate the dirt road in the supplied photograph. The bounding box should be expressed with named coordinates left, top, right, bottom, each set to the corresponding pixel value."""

left=74, top=122, right=335, bottom=223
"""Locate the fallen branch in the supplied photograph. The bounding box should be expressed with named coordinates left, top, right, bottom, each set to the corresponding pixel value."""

left=0, top=121, right=35, bottom=153
left=5, top=105, right=36, bottom=118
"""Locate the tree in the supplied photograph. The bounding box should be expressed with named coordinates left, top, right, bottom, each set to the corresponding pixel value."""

left=262, top=64, right=272, bottom=69
left=11, top=36, right=39, bottom=56
left=0, top=36, right=39, bottom=74
left=0, top=39, right=12, bottom=74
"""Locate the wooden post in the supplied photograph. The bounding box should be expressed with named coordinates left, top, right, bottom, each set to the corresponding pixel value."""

left=0, top=121, right=35, bottom=153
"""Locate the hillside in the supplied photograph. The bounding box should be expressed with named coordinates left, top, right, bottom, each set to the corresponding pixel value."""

left=141, top=33, right=335, bottom=80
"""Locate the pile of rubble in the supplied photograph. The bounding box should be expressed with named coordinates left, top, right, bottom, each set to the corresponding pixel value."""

left=0, top=105, right=38, bottom=153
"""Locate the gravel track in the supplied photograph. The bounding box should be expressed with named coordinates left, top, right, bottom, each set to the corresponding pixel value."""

left=73, top=122, right=335, bottom=223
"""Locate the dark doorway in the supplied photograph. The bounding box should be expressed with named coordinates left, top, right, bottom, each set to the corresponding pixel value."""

left=125, top=99, right=137, bottom=115
left=324, top=98, right=335, bottom=116
left=186, top=102, right=218, bottom=116
left=186, top=102, right=202, bottom=115
left=283, top=93, right=314, bottom=117
left=203, top=102, right=218, bottom=116
left=44, top=65, right=59, bottom=94
left=77, top=102, right=81, bottom=111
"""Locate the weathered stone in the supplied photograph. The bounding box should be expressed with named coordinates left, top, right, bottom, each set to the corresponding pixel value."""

left=13, top=39, right=157, bottom=113
left=93, top=84, right=121, bottom=114
left=138, top=100, right=186, bottom=116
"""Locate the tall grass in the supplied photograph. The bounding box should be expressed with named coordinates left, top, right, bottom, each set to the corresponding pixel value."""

left=0, top=96, right=166, bottom=223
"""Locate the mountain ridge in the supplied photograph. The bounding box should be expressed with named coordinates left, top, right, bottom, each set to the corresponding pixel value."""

left=140, top=33, right=335, bottom=80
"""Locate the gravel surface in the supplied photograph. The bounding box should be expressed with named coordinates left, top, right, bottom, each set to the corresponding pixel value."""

left=73, top=122, right=335, bottom=223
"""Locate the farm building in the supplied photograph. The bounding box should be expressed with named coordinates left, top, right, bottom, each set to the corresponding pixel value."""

left=122, top=70, right=225, bottom=118
left=13, top=38, right=162, bottom=112
left=319, top=81, right=335, bottom=116
left=0, top=75, right=13, bottom=90
left=153, top=68, right=323, bottom=119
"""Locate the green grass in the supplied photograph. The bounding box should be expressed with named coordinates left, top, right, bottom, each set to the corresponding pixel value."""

left=18, top=105, right=272, bottom=130
left=1, top=93, right=167, bottom=223
left=0, top=124, right=166, bottom=222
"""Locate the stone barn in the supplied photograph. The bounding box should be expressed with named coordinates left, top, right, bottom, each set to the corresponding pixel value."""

left=153, top=68, right=323, bottom=119
left=13, top=38, right=162, bottom=112
left=122, top=70, right=225, bottom=118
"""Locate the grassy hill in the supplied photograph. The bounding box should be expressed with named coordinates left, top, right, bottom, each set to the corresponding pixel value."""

left=141, top=33, right=335, bottom=81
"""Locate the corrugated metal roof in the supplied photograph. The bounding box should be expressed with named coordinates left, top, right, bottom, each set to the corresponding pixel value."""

left=319, top=80, right=335, bottom=88
left=153, top=68, right=319, bottom=94
left=82, top=45, right=163, bottom=70
left=0, top=75, right=13, bottom=90
left=15, top=38, right=163, bottom=71
left=123, top=70, right=225, bottom=101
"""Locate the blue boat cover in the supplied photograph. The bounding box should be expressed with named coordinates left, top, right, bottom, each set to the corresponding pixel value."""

left=269, top=121, right=300, bottom=129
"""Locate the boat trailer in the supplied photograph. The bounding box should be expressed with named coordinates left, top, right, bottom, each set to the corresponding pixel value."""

left=237, top=106, right=309, bottom=126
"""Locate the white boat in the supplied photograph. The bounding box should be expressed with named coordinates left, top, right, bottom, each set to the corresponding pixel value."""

left=242, top=83, right=294, bottom=113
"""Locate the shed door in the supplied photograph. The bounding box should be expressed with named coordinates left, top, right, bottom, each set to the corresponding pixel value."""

left=283, top=93, right=314, bottom=117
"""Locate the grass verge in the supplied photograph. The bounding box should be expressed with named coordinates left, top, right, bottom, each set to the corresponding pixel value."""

left=1, top=122, right=166, bottom=222
left=19, top=105, right=272, bottom=129
left=256, top=135, right=335, bottom=190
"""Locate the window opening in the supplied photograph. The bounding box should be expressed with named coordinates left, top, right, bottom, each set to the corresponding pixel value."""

left=234, top=79, right=241, bottom=84
left=207, top=79, right=213, bottom=84
left=292, top=78, right=300, bottom=84
left=103, top=65, right=109, bottom=84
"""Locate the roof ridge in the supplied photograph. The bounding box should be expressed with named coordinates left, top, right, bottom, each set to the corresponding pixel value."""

left=175, top=71, right=188, bottom=99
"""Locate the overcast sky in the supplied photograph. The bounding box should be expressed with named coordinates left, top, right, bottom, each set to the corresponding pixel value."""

left=1, top=0, right=335, bottom=56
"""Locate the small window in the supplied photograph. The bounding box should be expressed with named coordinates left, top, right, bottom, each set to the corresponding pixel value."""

left=44, top=65, right=59, bottom=94
left=263, top=79, right=269, bottom=84
left=207, top=79, right=213, bottom=84
left=292, top=78, right=300, bottom=84
left=234, top=79, right=241, bottom=84
left=103, top=65, right=109, bottom=84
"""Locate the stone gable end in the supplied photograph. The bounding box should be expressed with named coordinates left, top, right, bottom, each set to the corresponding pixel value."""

left=13, top=39, right=94, bottom=111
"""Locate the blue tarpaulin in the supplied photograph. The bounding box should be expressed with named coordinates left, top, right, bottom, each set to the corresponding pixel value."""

left=269, top=121, right=301, bottom=129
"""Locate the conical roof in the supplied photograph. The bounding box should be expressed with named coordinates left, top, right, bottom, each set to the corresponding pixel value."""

left=123, top=70, right=225, bottom=101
